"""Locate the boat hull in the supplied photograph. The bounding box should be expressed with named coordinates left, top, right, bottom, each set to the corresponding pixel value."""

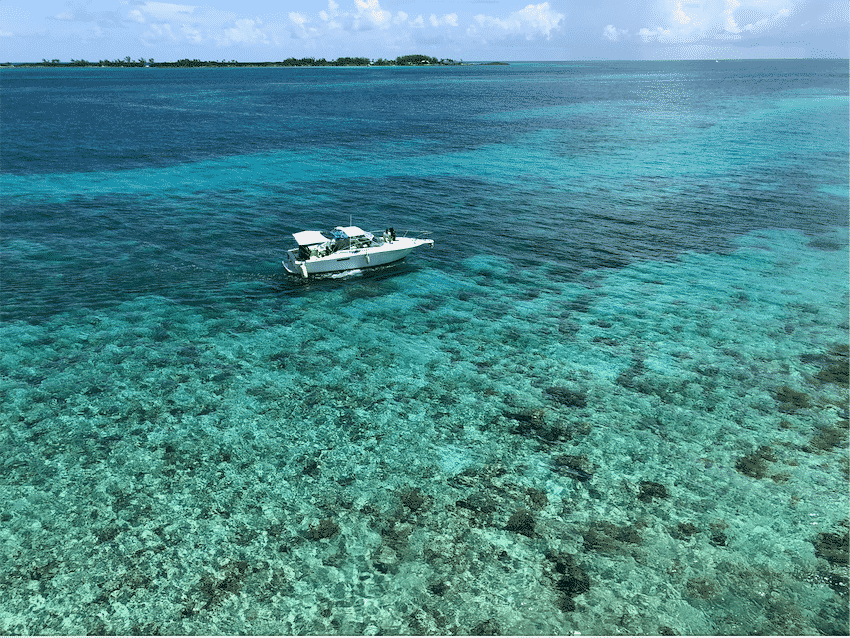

left=283, top=237, right=432, bottom=278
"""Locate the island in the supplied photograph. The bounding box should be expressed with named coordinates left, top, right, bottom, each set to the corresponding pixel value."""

left=1, top=54, right=507, bottom=68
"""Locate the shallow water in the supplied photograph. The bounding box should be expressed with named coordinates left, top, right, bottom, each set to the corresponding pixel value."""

left=1, top=60, right=848, bottom=635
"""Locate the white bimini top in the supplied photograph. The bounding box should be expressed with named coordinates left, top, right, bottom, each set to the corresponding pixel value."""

left=292, top=230, right=330, bottom=246
left=335, top=226, right=369, bottom=238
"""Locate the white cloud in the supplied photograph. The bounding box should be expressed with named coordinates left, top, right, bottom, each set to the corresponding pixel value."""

left=129, top=2, right=282, bottom=48
left=820, top=0, right=849, bottom=25
left=48, top=4, right=124, bottom=28
left=131, top=2, right=196, bottom=24
left=741, top=6, right=791, bottom=33
left=429, top=13, right=458, bottom=27
left=638, top=26, right=675, bottom=42
left=183, top=24, right=203, bottom=43
left=468, top=2, right=564, bottom=40
left=301, top=0, right=457, bottom=35
left=353, top=0, right=391, bottom=29
left=672, top=0, right=693, bottom=26
left=320, top=0, right=340, bottom=21
left=141, top=22, right=177, bottom=43
left=131, top=2, right=204, bottom=44
left=218, top=17, right=268, bottom=45
left=319, top=0, right=344, bottom=30
left=603, top=24, right=627, bottom=41
left=635, top=0, right=800, bottom=44
left=721, top=0, right=741, bottom=33
left=289, top=12, right=309, bottom=26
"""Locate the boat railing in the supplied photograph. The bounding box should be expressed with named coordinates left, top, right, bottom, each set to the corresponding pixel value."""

left=373, top=229, right=432, bottom=242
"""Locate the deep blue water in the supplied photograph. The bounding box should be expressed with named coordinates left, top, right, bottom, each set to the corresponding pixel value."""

left=1, top=61, right=848, bottom=635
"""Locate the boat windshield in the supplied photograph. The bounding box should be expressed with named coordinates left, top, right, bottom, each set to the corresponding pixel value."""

left=328, top=227, right=375, bottom=250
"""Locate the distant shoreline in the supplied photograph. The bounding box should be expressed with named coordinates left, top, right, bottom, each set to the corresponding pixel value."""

left=1, top=55, right=509, bottom=69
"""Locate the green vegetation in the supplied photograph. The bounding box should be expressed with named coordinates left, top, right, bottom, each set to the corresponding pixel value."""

left=373, top=54, right=456, bottom=66
left=3, top=55, right=468, bottom=68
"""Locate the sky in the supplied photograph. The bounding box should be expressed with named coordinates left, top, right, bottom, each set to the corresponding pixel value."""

left=1, top=0, right=847, bottom=62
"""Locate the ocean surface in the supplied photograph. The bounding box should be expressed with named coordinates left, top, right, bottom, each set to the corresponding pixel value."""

left=1, top=60, right=848, bottom=635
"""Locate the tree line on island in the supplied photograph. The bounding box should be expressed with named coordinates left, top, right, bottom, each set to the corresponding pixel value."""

left=6, top=54, right=487, bottom=68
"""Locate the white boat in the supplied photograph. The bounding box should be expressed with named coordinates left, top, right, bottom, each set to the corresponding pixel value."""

left=282, top=226, right=434, bottom=278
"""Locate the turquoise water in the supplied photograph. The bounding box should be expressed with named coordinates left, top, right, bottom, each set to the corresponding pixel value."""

left=1, top=61, right=848, bottom=635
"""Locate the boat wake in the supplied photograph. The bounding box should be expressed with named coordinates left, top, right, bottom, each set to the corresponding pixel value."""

left=329, top=269, right=363, bottom=279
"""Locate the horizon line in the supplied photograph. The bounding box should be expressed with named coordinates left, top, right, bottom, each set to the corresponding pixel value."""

left=3, top=56, right=848, bottom=65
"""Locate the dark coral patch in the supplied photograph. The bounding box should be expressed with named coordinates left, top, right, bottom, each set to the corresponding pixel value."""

left=545, top=386, right=587, bottom=408
left=197, top=561, right=251, bottom=611
left=526, top=487, right=548, bottom=510
left=637, top=480, right=669, bottom=502
left=470, top=619, right=500, bottom=635
left=545, top=551, right=590, bottom=613
left=552, top=455, right=593, bottom=482
left=805, top=421, right=848, bottom=453
left=380, top=523, right=412, bottom=551
left=807, top=238, right=843, bottom=251
left=505, top=407, right=573, bottom=443
left=582, top=521, right=644, bottom=553
left=400, top=487, right=425, bottom=512
left=813, top=530, right=849, bottom=565
left=505, top=508, right=535, bottom=537
left=309, top=519, right=340, bottom=540
left=616, top=358, right=646, bottom=390
left=559, top=320, right=581, bottom=337
left=686, top=576, right=720, bottom=599
left=709, top=530, right=728, bottom=547
left=817, top=363, right=849, bottom=385
left=709, top=522, right=728, bottom=547
left=802, top=343, right=849, bottom=387
left=456, top=492, right=497, bottom=515
left=300, top=458, right=320, bottom=477
left=822, top=569, right=849, bottom=596
left=735, top=445, right=776, bottom=479
left=671, top=522, right=700, bottom=539
left=774, top=386, right=811, bottom=412
left=504, top=408, right=546, bottom=428
left=554, top=569, right=590, bottom=597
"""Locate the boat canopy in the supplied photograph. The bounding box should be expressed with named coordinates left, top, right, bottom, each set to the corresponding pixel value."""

left=335, top=226, right=372, bottom=239
left=292, top=230, right=330, bottom=246
left=292, top=226, right=375, bottom=248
